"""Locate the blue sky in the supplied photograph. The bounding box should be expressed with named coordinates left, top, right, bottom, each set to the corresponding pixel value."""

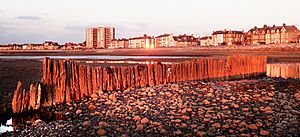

left=0, top=0, right=299, bottom=44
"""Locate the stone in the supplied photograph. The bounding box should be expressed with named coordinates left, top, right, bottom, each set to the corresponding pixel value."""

left=242, top=108, right=249, bottom=112
left=294, top=93, right=300, bottom=101
left=212, top=123, right=221, bottom=128
left=34, top=119, right=44, bottom=125
left=260, top=130, right=269, bottom=136
left=196, top=131, right=206, bottom=136
left=91, top=93, right=99, bottom=99
left=109, top=94, right=117, bottom=101
left=97, top=129, right=106, bottom=136
left=174, top=119, right=182, bottom=123
left=181, top=115, right=190, bottom=120
left=181, top=123, right=188, bottom=128
left=222, top=124, right=229, bottom=129
left=98, top=121, right=109, bottom=127
left=203, top=100, right=210, bottom=105
left=174, top=130, right=182, bottom=135
left=76, top=109, right=82, bottom=115
left=136, top=124, right=143, bottom=131
left=133, top=115, right=141, bottom=121
left=242, top=97, right=250, bottom=102
left=88, top=104, right=96, bottom=110
left=141, top=118, right=149, bottom=124
left=83, top=121, right=91, bottom=127
left=263, top=107, right=272, bottom=112
left=248, top=124, right=258, bottom=130
left=232, top=104, right=239, bottom=109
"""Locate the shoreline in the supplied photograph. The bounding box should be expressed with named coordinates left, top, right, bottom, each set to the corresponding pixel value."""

left=1, top=78, right=299, bottom=136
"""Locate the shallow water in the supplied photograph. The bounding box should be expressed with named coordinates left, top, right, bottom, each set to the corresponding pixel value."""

left=0, top=119, right=13, bottom=133
left=0, top=55, right=195, bottom=60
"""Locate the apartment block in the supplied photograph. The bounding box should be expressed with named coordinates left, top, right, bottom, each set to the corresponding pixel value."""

left=155, top=34, right=177, bottom=47
left=86, top=27, right=115, bottom=49
left=109, top=39, right=129, bottom=49
left=129, top=34, right=155, bottom=48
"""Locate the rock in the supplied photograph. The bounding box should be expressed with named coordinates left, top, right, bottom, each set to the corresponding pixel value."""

left=181, top=115, right=190, bottom=120
left=206, top=93, right=214, bottom=98
left=263, top=107, right=272, bottom=112
left=290, top=110, right=300, bottom=115
left=174, top=130, right=182, bottom=135
left=242, top=97, right=250, bottom=102
left=141, top=118, right=149, bottom=124
left=260, top=130, right=269, bottom=136
left=88, top=104, right=96, bottom=110
left=109, top=94, right=117, bottom=101
left=152, top=122, right=161, bottom=126
left=34, top=119, right=44, bottom=125
left=97, top=129, right=106, bottom=136
left=232, top=104, right=239, bottom=109
left=76, top=109, right=82, bottom=115
left=242, top=108, right=249, bottom=112
left=160, top=128, right=167, bottom=134
left=133, top=115, right=141, bottom=121
left=180, top=123, right=187, bottom=128
left=248, top=124, right=258, bottom=130
left=294, top=93, right=300, bottom=101
left=212, top=123, right=221, bottom=128
left=91, top=93, right=99, bottom=99
left=83, top=121, right=91, bottom=127
left=196, top=131, right=206, bottom=136
left=174, top=119, right=182, bottom=123
left=98, top=121, right=109, bottom=127
left=222, top=124, right=229, bottom=129
left=136, top=124, right=143, bottom=131
left=239, top=121, right=246, bottom=126
left=203, top=100, right=210, bottom=105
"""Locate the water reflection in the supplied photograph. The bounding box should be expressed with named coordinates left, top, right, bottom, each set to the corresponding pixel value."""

left=0, top=110, right=66, bottom=133
left=267, top=63, right=300, bottom=79
left=0, top=55, right=195, bottom=60
left=0, top=118, right=13, bottom=133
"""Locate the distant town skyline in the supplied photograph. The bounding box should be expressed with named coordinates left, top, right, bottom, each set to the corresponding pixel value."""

left=0, top=0, right=300, bottom=44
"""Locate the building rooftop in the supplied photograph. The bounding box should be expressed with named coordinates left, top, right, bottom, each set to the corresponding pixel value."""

left=173, top=34, right=196, bottom=42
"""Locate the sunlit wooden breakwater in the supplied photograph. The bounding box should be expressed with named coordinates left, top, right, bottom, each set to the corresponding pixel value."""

left=267, top=63, right=300, bottom=79
left=12, top=55, right=267, bottom=113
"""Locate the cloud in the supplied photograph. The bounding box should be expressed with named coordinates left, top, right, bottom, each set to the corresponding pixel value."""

left=131, top=22, right=148, bottom=30
left=14, top=16, right=42, bottom=20
left=64, top=24, right=85, bottom=31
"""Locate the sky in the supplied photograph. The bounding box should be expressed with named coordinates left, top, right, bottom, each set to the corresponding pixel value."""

left=0, top=0, right=299, bottom=44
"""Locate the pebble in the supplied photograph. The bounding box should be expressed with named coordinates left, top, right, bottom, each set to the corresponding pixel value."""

left=97, top=129, right=106, bottom=136
left=4, top=79, right=300, bottom=137
left=260, top=130, right=269, bottom=136
left=75, top=109, right=82, bottom=115
left=141, top=118, right=149, bottom=124
left=248, top=124, right=258, bottom=130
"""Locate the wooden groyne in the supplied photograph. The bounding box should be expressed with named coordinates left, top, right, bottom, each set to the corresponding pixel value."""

left=267, top=63, right=300, bottom=79
left=12, top=55, right=267, bottom=113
